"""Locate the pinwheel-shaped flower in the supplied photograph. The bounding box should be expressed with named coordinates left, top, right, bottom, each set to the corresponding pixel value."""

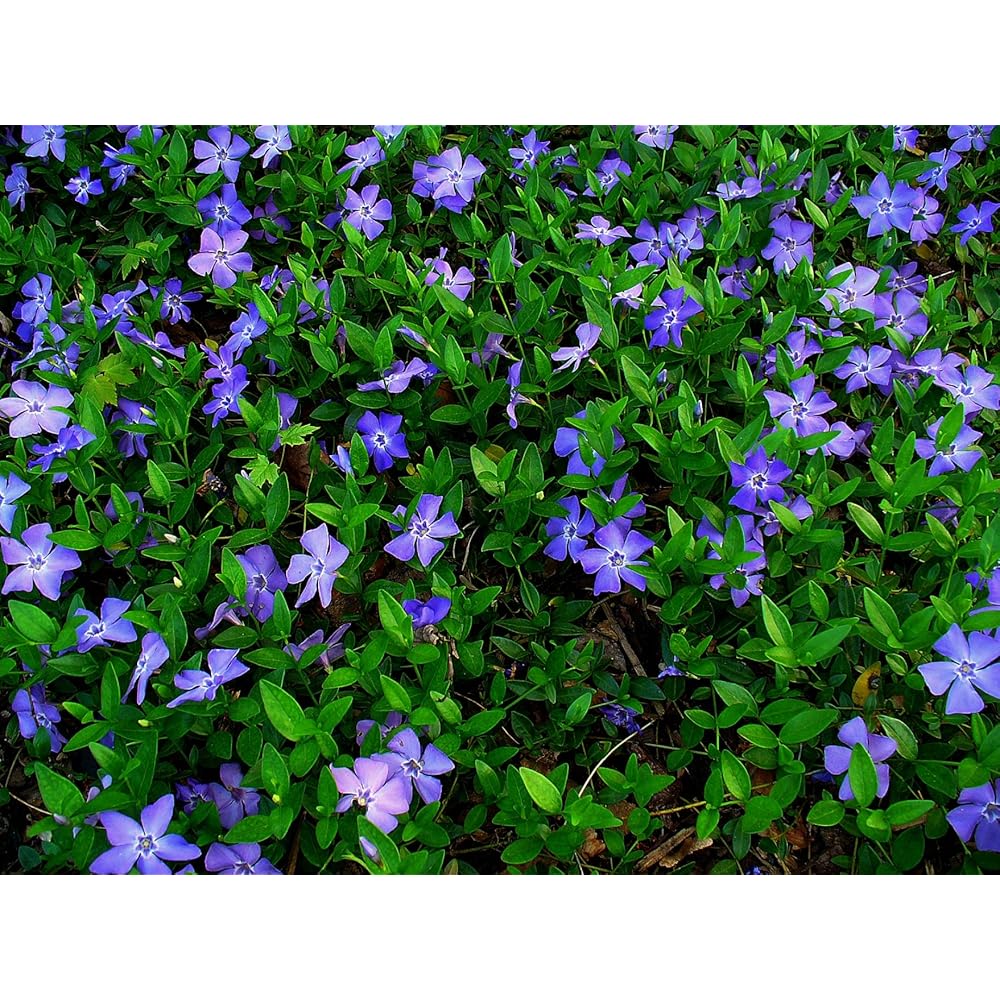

left=90, top=794, right=200, bottom=875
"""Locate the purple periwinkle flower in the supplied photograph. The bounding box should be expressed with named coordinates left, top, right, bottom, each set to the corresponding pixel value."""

left=576, top=215, right=630, bottom=245
left=237, top=544, right=288, bottom=621
left=76, top=597, right=137, bottom=653
left=822, top=264, right=880, bottom=315
left=331, top=757, right=412, bottom=834
left=645, top=287, right=703, bottom=349
left=286, top=524, right=349, bottom=608
left=402, top=597, right=451, bottom=629
left=834, top=345, right=895, bottom=392
left=65, top=166, right=103, bottom=205
left=584, top=153, right=631, bottom=196
left=851, top=172, right=916, bottom=237
left=252, top=126, right=292, bottom=169
left=188, top=228, right=254, bottom=289
left=948, top=125, right=992, bottom=152
left=891, top=126, right=919, bottom=152
left=284, top=624, right=351, bottom=669
left=194, top=127, right=250, bottom=182
left=0, top=473, right=30, bottom=533
left=384, top=494, right=459, bottom=568
left=155, top=278, right=202, bottom=324
left=938, top=366, right=1000, bottom=414
left=19, top=273, right=53, bottom=325
left=90, top=794, right=200, bottom=875
left=5, top=163, right=30, bottom=211
left=578, top=519, right=653, bottom=596
left=423, top=146, right=487, bottom=212
left=11, top=683, right=65, bottom=752
left=206, top=841, right=282, bottom=874
left=426, top=259, right=475, bottom=301
left=598, top=703, right=641, bottom=734
left=823, top=718, right=897, bottom=802
left=506, top=360, right=530, bottom=429
left=950, top=201, right=1000, bottom=245
left=629, top=220, right=671, bottom=267
left=341, top=137, right=386, bottom=184
left=111, top=399, right=155, bottom=459
left=344, top=184, right=392, bottom=240
left=208, top=763, right=261, bottom=830
left=633, top=125, right=677, bottom=150
left=543, top=496, right=596, bottom=563
left=28, top=424, right=95, bottom=480
left=915, top=418, right=983, bottom=476
left=510, top=129, right=550, bottom=171
left=358, top=358, right=434, bottom=395
left=472, top=331, right=515, bottom=367
left=908, top=189, right=944, bottom=244
left=947, top=780, right=1000, bottom=853
left=764, top=374, right=836, bottom=437
left=0, top=380, right=73, bottom=438
left=23, top=125, right=66, bottom=162
left=373, top=728, right=455, bottom=805
left=357, top=411, right=408, bottom=473
left=553, top=410, right=625, bottom=477
left=197, top=183, right=252, bottom=235
left=720, top=257, right=757, bottom=300
left=166, top=648, right=250, bottom=709
left=873, top=290, right=928, bottom=342
left=125, top=632, right=170, bottom=706
left=918, top=624, right=1000, bottom=715
left=918, top=148, right=962, bottom=191
left=729, top=447, right=792, bottom=513
left=762, top=214, right=814, bottom=273
left=551, top=323, right=601, bottom=373
left=203, top=371, right=249, bottom=427
left=1, top=522, right=81, bottom=600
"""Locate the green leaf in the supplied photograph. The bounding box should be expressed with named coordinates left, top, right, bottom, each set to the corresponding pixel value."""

left=262, top=743, right=290, bottom=800
left=778, top=708, right=838, bottom=745
left=807, top=799, right=845, bottom=827
left=147, top=459, right=172, bottom=503
left=259, top=679, right=311, bottom=741
left=34, top=763, right=84, bottom=817
left=518, top=767, right=563, bottom=814
left=761, top=595, right=793, bottom=647
left=463, top=709, right=505, bottom=737
left=379, top=673, right=412, bottom=713
left=9, top=601, right=57, bottom=643
left=564, top=691, right=592, bottom=725
left=47, top=529, right=100, bottom=551
left=720, top=750, right=752, bottom=802
left=878, top=716, right=918, bottom=760
left=500, top=836, right=543, bottom=865
left=377, top=591, right=413, bottom=649
left=848, top=743, right=878, bottom=808
left=885, top=799, right=934, bottom=827
left=847, top=502, right=884, bottom=543
left=863, top=588, right=900, bottom=638
left=489, top=233, right=513, bottom=282
left=265, top=474, right=290, bottom=534
left=740, top=795, right=783, bottom=834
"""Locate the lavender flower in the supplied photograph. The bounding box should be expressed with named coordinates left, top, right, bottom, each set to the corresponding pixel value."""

left=197, top=183, right=252, bottom=235
left=228, top=303, right=267, bottom=352
left=5, top=163, right=30, bottom=211
left=873, top=290, right=927, bottom=342
left=822, top=264, right=880, bottom=315
left=341, top=137, right=385, bottom=184
left=166, top=649, right=249, bottom=709
left=426, top=259, right=475, bottom=301
left=543, top=496, right=596, bottom=563
left=506, top=360, right=530, bottom=428
left=19, top=273, right=53, bottom=324
left=402, top=597, right=451, bottom=628
left=947, top=781, right=1000, bottom=853
left=584, top=153, right=631, bottom=195
left=948, top=125, right=992, bottom=152
left=203, top=371, right=249, bottom=427
left=1, top=522, right=81, bottom=599
left=720, top=257, right=756, bottom=300
left=645, top=287, right=703, bottom=349
left=384, top=494, right=459, bottom=568
left=553, top=410, right=624, bottom=477
left=237, top=544, right=288, bottom=621
left=834, top=346, right=894, bottom=392
left=65, top=166, right=103, bottom=205
left=938, top=366, right=1000, bottom=414
left=823, top=718, right=897, bottom=802
left=206, top=842, right=282, bottom=874
left=284, top=625, right=351, bottom=669
left=471, top=332, right=515, bottom=367
left=357, top=411, right=408, bottom=473
left=358, top=359, right=434, bottom=394
left=90, top=794, right=200, bottom=875
left=423, top=146, right=486, bottom=212
left=28, top=424, right=95, bottom=480
left=0, top=473, right=30, bottom=532
left=851, top=172, right=916, bottom=237
left=124, top=632, right=170, bottom=706
left=155, top=278, right=202, bottom=324
left=764, top=374, right=836, bottom=437
left=908, top=189, right=944, bottom=243
left=0, top=380, right=73, bottom=437
left=633, top=126, right=677, bottom=149
left=762, top=215, right=813, bottom=273
left=194, top=127, right=250, bottom=181
left=578, top=519, right=653, bottom=595
left=111, top=399, right=155, bottom=459
left=917, top=624, right=1000, bottom=715
left=188, top=228, right=253, bottom=289
left=11, top=684, right=65, bottom=752
left=76, top=597, right=137, bottom=653
left=629, top=220, right=671, bottom=266
left=286, top=524, right=349, bottom=608
left=915, top=418, right=982, bottom=476
left=373, top=728, right=455, bottom=805
left=729, top=447, right=791, bottom=512
left=23, top=125, right=66, bottom=161
left=510, top=129, right=550, bottom=171
left=551, top=323, right=601, bottom=373
left=698, top=515, right=767, bottom=607
left=208, top=763, right=261, bottom=830
left=598, top=704, right=641, bottom=734
left=576, top=215, right=630, bottom=245
left=331, top=758, right=412, bottom=834
left=918, top=149, right=962, bottom=191
left=891, top=126, right=919, bottom=152
left=251, top=126, right=292, bottom=169
left=344, top=184, right=392, bottom=240
left=950, top=201, right=1000, bottom=245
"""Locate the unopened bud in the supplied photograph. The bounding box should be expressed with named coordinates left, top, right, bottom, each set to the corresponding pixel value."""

left=272, top=794, right=282, bottom=805
left=173, top=576, right=183, bottom=588
left=163, top=533, right=180, bottom=544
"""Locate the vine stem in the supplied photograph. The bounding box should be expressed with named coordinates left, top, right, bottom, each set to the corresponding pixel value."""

left=577, top=720, right=656, bottom=798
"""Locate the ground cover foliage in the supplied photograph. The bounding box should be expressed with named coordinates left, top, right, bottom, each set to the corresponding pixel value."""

left=2, top=124, right=1000, bottom=875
